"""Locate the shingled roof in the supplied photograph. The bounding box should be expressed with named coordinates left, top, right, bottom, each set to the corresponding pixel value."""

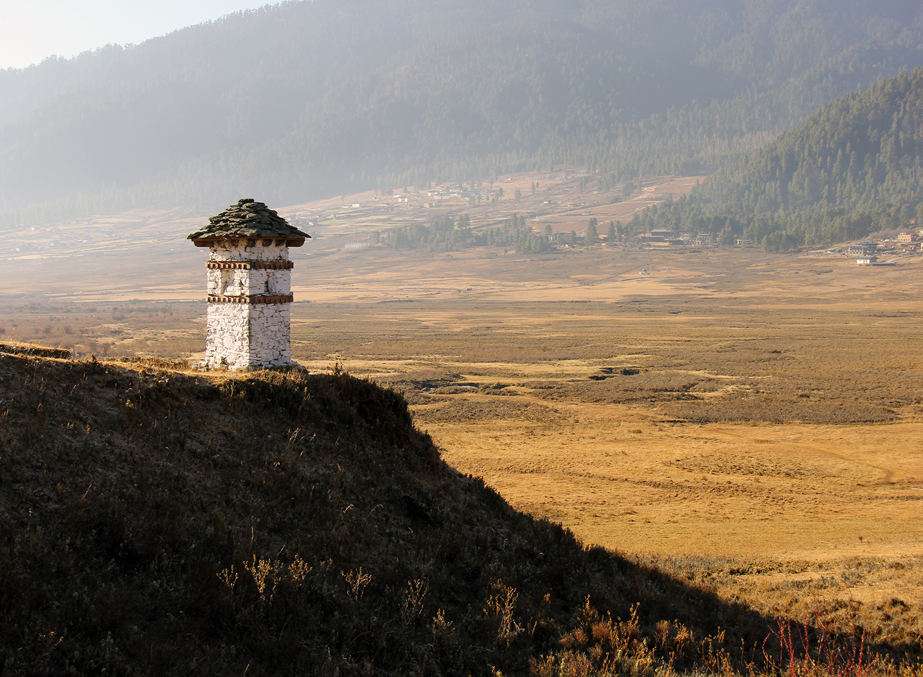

left=188, top=198, right=310, bottom=246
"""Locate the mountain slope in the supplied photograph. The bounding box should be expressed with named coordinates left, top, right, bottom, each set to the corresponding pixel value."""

left=629, top=67, right=923, bottom=248
left=2, top=0, right=923, bottom=225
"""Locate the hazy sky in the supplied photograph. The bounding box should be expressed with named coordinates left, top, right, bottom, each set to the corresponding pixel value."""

left=0, top=0, right=275, bottom=70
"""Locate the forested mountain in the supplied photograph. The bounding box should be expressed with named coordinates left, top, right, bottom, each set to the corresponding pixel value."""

left=630, top=67, right=923, bottom=250
left=2, top=0, right=923, bottom=226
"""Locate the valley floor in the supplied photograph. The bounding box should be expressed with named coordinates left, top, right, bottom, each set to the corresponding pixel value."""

left=3, top=175, right=923, bottom=640
left=286, top=244, right=923, bottom=626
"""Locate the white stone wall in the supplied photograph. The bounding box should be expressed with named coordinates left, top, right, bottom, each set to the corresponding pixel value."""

left=207, top=268, right=221, bottom=296
left=205, top=303, right=250, bottom=369
left=208, top=240, right=289, bottom=262
left=248, top=304, right=291, bottom=367
left=245, top=270, right=265, bottom=296
left=205, top=303, right=293, bottom=370
left=207, top=268, right=244, bottom=297
left=267, top=270, right=290, bottom=296
left=204, top=240, right=295, bottom=370
left=207, top=268, right=291, bottom=297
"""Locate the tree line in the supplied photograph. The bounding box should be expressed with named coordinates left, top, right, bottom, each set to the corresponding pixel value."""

left=629, top=68, right=923, bottom=251
left=381, top=213, right=554, bottom=255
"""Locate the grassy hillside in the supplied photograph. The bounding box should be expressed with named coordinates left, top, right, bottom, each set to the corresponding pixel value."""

left=2, top=0, right=923, bottom=225
left=630, top=68, right=923, bottom=249
left=1, top=344, right=911, bottom=675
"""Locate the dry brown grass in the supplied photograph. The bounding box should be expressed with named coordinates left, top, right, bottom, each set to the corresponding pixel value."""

left=8, top=349, right=839, bottom=675
left=0, top=299, right=203, bottom=359
left=280, top=244, right=923, bottom=636
left=5, top=173, right=923, bottom=652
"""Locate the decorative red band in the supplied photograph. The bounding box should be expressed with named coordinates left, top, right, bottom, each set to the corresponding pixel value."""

left=206, top=261, right=294, bottom=270
left=207, top=294, right=294, bottom=304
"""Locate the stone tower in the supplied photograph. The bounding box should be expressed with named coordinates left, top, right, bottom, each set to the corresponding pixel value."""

left=188, top=198, right=310, bottom=370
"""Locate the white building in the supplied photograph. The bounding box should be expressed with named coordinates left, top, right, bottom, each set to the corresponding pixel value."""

left=188, top=198, right=310, bottom=370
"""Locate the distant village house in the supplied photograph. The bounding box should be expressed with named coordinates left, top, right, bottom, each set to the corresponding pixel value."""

left=695, top=233, right=713, bottom=247
left=846, top=241, right=877, bottom=256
